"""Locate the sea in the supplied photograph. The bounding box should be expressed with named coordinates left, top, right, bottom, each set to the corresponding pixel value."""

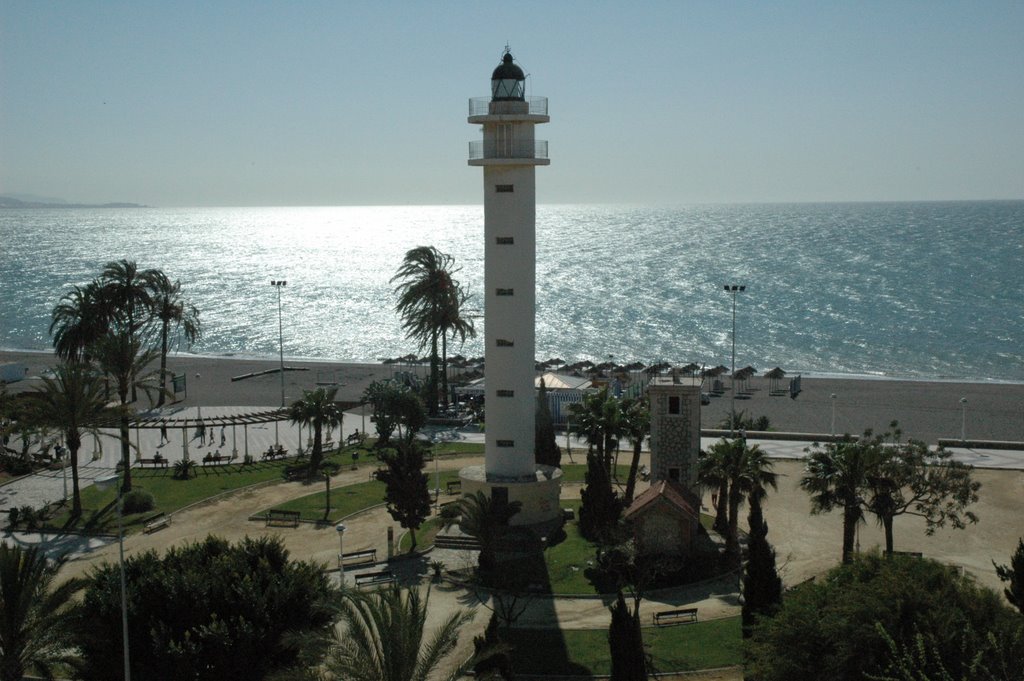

left=1, top=202, right=1022, bottom=383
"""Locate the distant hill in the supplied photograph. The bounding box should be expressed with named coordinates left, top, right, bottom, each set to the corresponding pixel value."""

left=0, top=195, right=146, bottom=209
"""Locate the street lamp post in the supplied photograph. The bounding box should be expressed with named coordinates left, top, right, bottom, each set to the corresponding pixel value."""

left=335, top=523, right=347, bottom=582
left=960, top=397, right=968, bottom=441
left=724, top=284, right=746, bottom=436
left=830, top=393, right=837, bottom=436
left=271, top=280, right=287, bottom=445
left=94, top=472, right=130, bottom=681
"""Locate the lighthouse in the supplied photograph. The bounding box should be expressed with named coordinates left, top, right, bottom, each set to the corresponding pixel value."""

left=459, top=49, right=562, bottom=527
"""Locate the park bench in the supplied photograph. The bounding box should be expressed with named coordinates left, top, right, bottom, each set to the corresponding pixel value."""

left=562, top=507, right=575, bottom=521
left=446, top=480, right=461, bottom=495
left=345, top=431, right=364, bottom=445
left=890, top=550, right=923, bottom=558
left=261, top=446, right=288, bottom=461
left=144, top=512, right=171, bottom=534
left=653, top=607, right=698, bottom=626
left=341, top=548, right=377, bottom=567
left=266, top=509, right=301, bottom=527
left=355, top=570, right=396, bottom=589
left=139, top=457, right=169, bottom=468
left=202, top=454, right=233, bottom=466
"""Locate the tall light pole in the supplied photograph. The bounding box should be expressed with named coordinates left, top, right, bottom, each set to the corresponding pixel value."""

left=271, top=280, right=287, bottom=445
left=830, top=393, right=837, bottom=436
left=960, top=396, right=968, bottom=441
left=95, top=472, right=130, bottom=681
left=724, top=284, right=746, bottom=436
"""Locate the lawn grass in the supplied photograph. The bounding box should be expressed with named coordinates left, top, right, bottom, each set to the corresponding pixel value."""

left=505, top=616, right=742, bottom=675
left=42, top=444, right=374, bottom=533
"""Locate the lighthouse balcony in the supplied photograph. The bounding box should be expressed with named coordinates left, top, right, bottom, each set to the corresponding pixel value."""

left=469, top=96, right=548, bottom=117
left=469, top=139, right=550, bottom=165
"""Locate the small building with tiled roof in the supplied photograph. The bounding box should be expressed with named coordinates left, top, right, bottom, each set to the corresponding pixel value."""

left=623, top=479, right=701, bottom=556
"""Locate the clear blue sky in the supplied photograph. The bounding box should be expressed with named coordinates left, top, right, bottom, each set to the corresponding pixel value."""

left=2, top=1, right=1022, bottom=206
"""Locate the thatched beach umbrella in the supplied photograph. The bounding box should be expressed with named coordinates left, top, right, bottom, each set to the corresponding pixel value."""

left=681, top=362, right=700, bottom=375
left=764, top=366, right=787, bottom=394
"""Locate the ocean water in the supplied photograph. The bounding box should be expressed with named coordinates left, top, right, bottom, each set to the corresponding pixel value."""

left=1, top=202, right=1022, bottom=382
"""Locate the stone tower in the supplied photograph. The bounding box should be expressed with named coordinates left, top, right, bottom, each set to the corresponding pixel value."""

left=647, top=375, right=702, bottom=494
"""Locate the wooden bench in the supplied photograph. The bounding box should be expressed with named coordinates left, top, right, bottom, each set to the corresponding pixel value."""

left=355, top=570, right=396, bottom=589
left=341, top=548, right=377, bottom=567
left=446, top=480, right=461, bottom=495
left=139, top=457, right=169, bottom=468
left=202, top=454, right=233, bottom=466
left=890, top=550, right=923, bottom=558
left=266, top=509, right=301, bottom=527
left=345, top=431, right=364, bottom=445
left=144, top=513, right=171, bottom=533
left=261, top=447, right=288, bottom=461
left=654, top=607, right=698, bottom=626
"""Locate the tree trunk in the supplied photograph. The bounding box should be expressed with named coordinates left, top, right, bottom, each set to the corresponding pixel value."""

left=157, top=322, right=169, bottom=407
left=714, top=480, right=729, bottom=533
left=68, top=438, right=83, bottom=518
left=883, top=514, right=894, bottom=555
left=726, top=482, right=743, bottom=558
left=428, top=329, right=439, bottom=416
left=441, top=332, right=449, bottom=409
left=309, top=423, right=322, bottom=472
left=624, top=441, right=642, bottom=504
left=842, top=504, right=858, bottom=564
left=119, top=417, right=132, bottom=493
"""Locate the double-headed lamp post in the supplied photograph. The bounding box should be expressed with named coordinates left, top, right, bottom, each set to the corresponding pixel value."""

left=724, top=284, right=746, bottom=436
left=94, top=472, right=130, bottom=681
left=271, top=280, right=287, bottom=445
left=960, top=397, right=968, bottom=442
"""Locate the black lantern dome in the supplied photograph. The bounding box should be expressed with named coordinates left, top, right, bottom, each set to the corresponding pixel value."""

left=491, top=51, right=525, bottom=101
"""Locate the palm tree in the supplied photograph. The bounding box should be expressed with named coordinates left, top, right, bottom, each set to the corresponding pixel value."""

left=568, top=387, right=623, bottom=475
left=31, top=362, right=112, bottom=517
left=727, top=441, right=777, bottom=557
left=0, top=545, right=82, bottom=681
left=49, top=280, right=109, bottom=362
left=800, top=437, right=876, bottom=564
left=100, top=259, right=159, bottom=402
left=325, top=585, right=476, bottom=681
left=391, top=246, right=461, bottom=417
left=620, top=397, right=649, bottom=505
left=93, top=331, right=162, bottom=492
left=148, top=271, right=200, bottom=407
left=445, top=490, right=522, bottom=578
left=288, top=387, right=341, bottom=474
left=698, top=441, right=731, bottom=534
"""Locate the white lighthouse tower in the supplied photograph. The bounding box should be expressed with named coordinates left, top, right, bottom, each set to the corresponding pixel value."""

left=458, top=49, right=562, bottom=527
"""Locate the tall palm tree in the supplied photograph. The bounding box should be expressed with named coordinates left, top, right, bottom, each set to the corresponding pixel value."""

left=325, top=585, right=476, bottom=681
left=49, top=280, right=109, bottom=362
left=620, top=397, right=650, bottom=505
left=100, top=259, right=159, bottom=402
left=148, top=271, right=200, bottom=407
left=800, top=437, right=876, bottom=564
left=568, top=387, right=623, bottom=474
left=391, top=246, right=461, bottom=417
left=288, top=387, right=340, bottom=474
left=438, top=283, right=475, bottom=409
left=32, top=362, right=113, bottom=518
left=727, top=441, right=777, bottom=557
left=0, top=545, right=82, bottom=681
left=93, top=330, right=162, bottom=493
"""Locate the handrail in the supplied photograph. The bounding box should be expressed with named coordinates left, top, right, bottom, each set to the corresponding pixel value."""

left=468, top=96, right=548, bottom=117
left=468, top=139, right=549, bottom=161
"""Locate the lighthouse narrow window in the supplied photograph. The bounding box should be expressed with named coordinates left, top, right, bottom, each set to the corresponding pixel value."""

left=496, top=288, right=514, bottom=296
left=496, top=338, right=514, bottom=347
left=668, top=395, right=681, bottom=415
left=495, top=184, right=514, bottom=193
left=496, top=124, right=513, bottom=157
left=496, top=440, right=514, bottom=447
left=496, top=236, right=514, bottom=245
left=496, top=389, right=514, bottom=397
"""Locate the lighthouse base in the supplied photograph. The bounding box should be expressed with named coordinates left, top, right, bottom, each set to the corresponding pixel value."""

left=458, top=464, right=563, bottom=527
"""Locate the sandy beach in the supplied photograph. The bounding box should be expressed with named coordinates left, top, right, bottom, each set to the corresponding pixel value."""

left=4, top=349, right=1022, bottom=445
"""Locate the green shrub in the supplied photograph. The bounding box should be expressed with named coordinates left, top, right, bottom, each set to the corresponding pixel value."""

left=122, top=489, right=155, bottom=514
left=7, top=506, right=20, bottom=528
left=173, top=459, right=196, bottom=480
left=19, top=505, right=38, bottom=530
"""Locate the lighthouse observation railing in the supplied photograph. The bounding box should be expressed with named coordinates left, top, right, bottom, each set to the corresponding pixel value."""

left=468, top=96, right=548, bottom=117
left=469, top=139, right=549, bottom=161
